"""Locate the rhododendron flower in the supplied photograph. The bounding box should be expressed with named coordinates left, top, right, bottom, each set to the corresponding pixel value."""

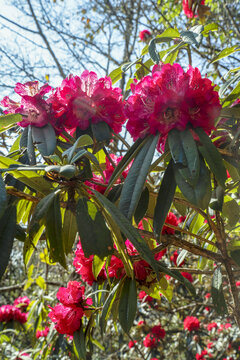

left=0, top=305, right=28, bottom=324
left=139, top=29, right=152, bottom=42
left=125, top=63, right=221, bottom=151
left=138, top=290, right=153, bottom=303
left=14, top=296, right=30, bottom=310
left=170, top=250, right=184, bottom=267
left=1, top=81, right=53, bottom=127
left=128, top=340, right=137, bottom=348
left=73, top=241, right=106, bottom=285
left=184, top=316, right=200, bottom=331
left=207, top=322, right=217, bottom=331
left=225, top=323, right=232, bottom=329
left=236, top=281, right=240, bottom=286
left=205, top=292, right=211, bottom=299
left=48, top=304, right=84, bottom=335
left=36, top=326, right=50, bottom=338
left=182, top=0, right=205, bottom=18
left=49, top=71, right=126, bottom=133
left=162, top=212, right=179, bottom=234
left=181, top=272, right=193, bottom=283
left=151, top=325, right=166, bottom=339
left=143, top=333, right=157, bottom=348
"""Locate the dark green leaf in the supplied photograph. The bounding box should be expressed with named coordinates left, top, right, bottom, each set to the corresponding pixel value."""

left=153, top=160, right=176, bottom=240
left=106, top=137, right=148, bottom=194
left=174, top=155, right=211, bottom=210
left=76, top=198, right=113, bottom=259
left=118, top=277, right=137, bottom=333
left=0, top=204, right=16, bottom=279
left=180, top=129, right=200, bottom=186
left=168, top=129, right=187, bottom=166
left=119, top=135, right=157, bottom=219
left=73, top=328, right=86, bottom=360
left=107, top=184, right=122, bottom=203
left=15, top=224, right=26, bottom=242
left=211, top=267, right=227, bottom=315
left=100, top=282, right=121, bottom=335
left=32, top=123, right=56, bottom=156
left=222, top=199, right=240, bottom=228
left=62, top=209, right=78, bottom=254
left=134, top=187, right=149, bottom=224
left=0, top=174, right=7, bottom=218
left=210, top=186, right=224, bottom=211
left=20, top=127, right=28, bottom=149
left=230, top=250, right=240, bottom=267
left=29, top=192, right=56, bottom=235
left=91, top=121, right=112, bottom=143
left=148, top=39, right=160, bottom=64
left=195, top=127, right=227, bottom=188
left=27, top=126, right=36, bottom=165
left=94, top=191, right=158, bottom=276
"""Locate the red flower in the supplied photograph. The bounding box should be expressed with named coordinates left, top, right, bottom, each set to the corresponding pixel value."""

left=128, top=340, right=137, bottom=348
left=0, top=305, right=28, bottom=324
left=225, top=323, right=232, bottom=329
left=162, top=212, right=178, bottom=234
left=151, top=325, right=166, bottom=339
left=138, top=290, right=153, bottom=303
left=207, top=342, right=213, bottom=349
left=181, top=272, right=193, bottom=283
left=48, top=304, right=84, bottom=335
left=13, top=296, right=30, bottom=310
left=57, top=281, right=86, bottom=306
left=143, top=333, right=157, bottom=348
left=137, top=320, right=145, bottom=326
left=73, top=241, right=106, bottom=285
left=183, top=316, right=200, bottom=331
left=139, top=29, right=152, bottom=42
left=207, top=322, right=217, bottom=331
left=1, top=81, right=53, bottom=127
left=182, top=0, right=205, bottom=19
left=49, top=71, right=126, bottom=133
left=205, top=292, right=211, bottom=299
left=170, top=250, right=184, bottom=267
left=236, top=281, right=240, bottom=287
left=36, top=326, right=49, bottom=339
left=125, top=63, right=221, bottom=151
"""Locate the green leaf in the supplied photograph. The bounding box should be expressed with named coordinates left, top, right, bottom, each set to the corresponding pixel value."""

left=181, top=26, right=203, bottom=47
left=24, top=225, right=44, bottom=267
left=76, top=198, right=114, bottom=259
left=230, top=250, right=240, bottom=267
left=134, top=187, right=149, bottom=224
left=100, top=281, right=122, bottom=335
left=29, top=192, right=56, bottom=235
left=62, top=208, right=78, bottom=254
left=20, top=127, right=28, bottom=149
left=0, top=204, right=16, bottom=279
left=220, top=107, right=240, bottom=119
left=202, top=23, right=219, bottom=36
left=65, top=134, right=93, bottom=162
left=118, top=277, right=137, bottom=333
left=148, top=39, right=160, bottom=64
left=106, top=137, right=148, bottom=194
left=92, top=255, right=105, bottom=280
left=94, top=191, right=158, bottom=276
left=0, top=113, right=22, bottom=133
left=108, top=66, right=122, bottom=84
left=45, top=193, right=67, bottom=268
left=211, top=45, right=240, bottom=64
left=32, top=123, right=56, bottom=156
left=219, top=71, right=240, bottom=98
left=195, top=127, right=227, bottom=188
left=73, top=328, right=86, bottom=360
left=0, top=156, right=52, bottom=195
left=174, top=155, right=211, bottom=210
left=27, top=126, right=36, bottom=165
left=91, top=121, right=112, bottom=143
left=222, top=199, right=240, bottom=228
left=0, top=174, right=7, bottom=218
left=119, top=135, right=157, bottom=219
left=211, top=267, right=227, bottom=315
left=153, top=160, right=176, bottom=240
left=168, top=129, right=187, bottom=166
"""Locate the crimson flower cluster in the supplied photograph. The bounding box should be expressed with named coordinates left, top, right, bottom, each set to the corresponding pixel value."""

left=48, top=281, right=92, bottom=336
left=125, top=63, right=221, bottom=151
left=182, top=0, right=205, bottom=18
left=0, top=304, right=28, bottom=324
left=183, top=316, right=200, bottom=332
left=36, top=326, right=50, bottom=339
left=143, top=324, right=166, bottom=348
left=139, top=29, right=152, bottom=42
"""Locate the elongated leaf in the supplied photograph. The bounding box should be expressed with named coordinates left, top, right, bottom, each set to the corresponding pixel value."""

left=0, top=204, right=16, bottom=279
left=134, top=187, right=149, bottom=224
left=32, top=123, right=56, bottom=156
left=92, top=255, right=105, bottom=280
left=195, top=128, right=227, bottom=188
left=219, top=71, right=240, bottom=98
left=174, top=155, right=211, bottom=210
left=108, top=66, right=122, bottom=84
left=148, top=39, right=160, bottom=64
left=211, top=267, right=227, bottom=315
left=153, top=160, right=176, bottom=240
left=230, top=250, right=240, bottom=267
left=94, top=191, right=158, bottom=276
left=24, top=225, right=45, bottom=267
left=45, top=193, right=67, bottom=268
left=76, top=198, right=113, bottom=259
left=181, top=26, right=203, bottom=47
left=180, top=129, right=200, bottom=186
left=0, top=113, right=21, bottom=133
left=118, top=277, right=137, bottom=333
left=62, top=208, right=78, bottom=254
left=100, top=282, right=121, bottom=335
left=27, top=126, right=36, bottom=165
left=20, top=127, right=28, bottom=149
left=65, top=134, right=93, bottom=162
left=73, top=328, right=86, bottom=360
left=106, top=137, right=147, bottom=194
left=29, top=192, right=56, bottom=235
left=119, top=135, right=157, bottom=219
left=211, top=45, right=240, bottom=64
left=91, top=121, right=112, bottom=143
left=168, top=129, right=187, bottom=166
left=0, top=156, right=52, bottom=194
left=0, top=174, right=7, bottom=218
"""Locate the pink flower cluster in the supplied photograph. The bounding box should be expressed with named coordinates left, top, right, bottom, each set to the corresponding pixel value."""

left=1, top=71, right=126, bottom=136
left=182, top=0, right=205, bottom=18
left=183, top=316, right=200, bottom=331
left=14, top=296, right=30, bottom=310
left=0, top=304, right=28, bottom=324
left=48, top=281, right=92, bottom=335
left=36, top=326, right=50, bottom=339
left=125, top=63, right=221, bottom=151
left=139, top=29, right=152, bottom=42
left=143, top=324, right=166, bottom=348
